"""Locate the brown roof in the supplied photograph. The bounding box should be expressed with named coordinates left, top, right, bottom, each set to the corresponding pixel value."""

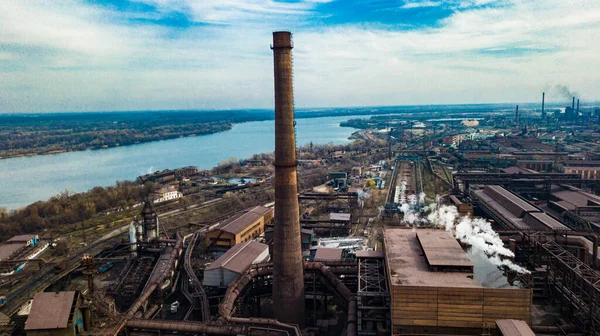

left=220, top=206, right=272, bottom=235
left=0, top=244, right=24, bottom=261
left=355, top=250, right=384, bottom=259
left=384, top=228, right=480, bottom=288
left=496, top=319, right=535, bottom=336
left=7, top=234, right=37, bottom=243
left=205, top=241, right=268, bottom=274
left=25, top=291, right=76, bottom=330
left=416, top=231, right=474, bottom=268
left=314, top=248, right=343, bottom=261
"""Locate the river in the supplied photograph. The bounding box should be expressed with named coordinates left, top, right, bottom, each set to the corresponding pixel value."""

left=0, top=116, right=360, bottom=210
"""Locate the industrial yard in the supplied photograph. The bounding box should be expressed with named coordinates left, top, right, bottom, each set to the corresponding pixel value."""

left=1, top=31, right=600, bottom=336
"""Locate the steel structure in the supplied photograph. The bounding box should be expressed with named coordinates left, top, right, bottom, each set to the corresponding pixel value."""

left=271, top=31, right=305, bottom=326
left=453, top=172, right=582, bottom=194
left=357, top=254, right=390, bottom=335
left=523, top=233, right=600, bottom=335
left=182, top=233, right=210, bottom=321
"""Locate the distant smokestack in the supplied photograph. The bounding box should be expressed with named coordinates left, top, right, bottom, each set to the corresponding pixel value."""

left=271, top=31, right=305, bottom=327
left=572, top=97, right=575, bottom=109
left=542, top=92, right=545, bottom=119
left=577, top=99, right=580, bottom=113
left=515, top=105, right=519, bottom=126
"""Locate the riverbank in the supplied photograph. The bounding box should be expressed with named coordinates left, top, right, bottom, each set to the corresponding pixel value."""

left=0, top=115, right=360, bottom=210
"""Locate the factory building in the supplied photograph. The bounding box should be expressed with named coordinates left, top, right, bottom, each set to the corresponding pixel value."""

left=24, top=291, right=85, bottom=336
left=152, top=185, right=182, bottom=204
left=205, top=206, right=273, bottom=248
left=384, top=229, right=532, bottom=334
left=561, top=160, right=600, bottom=180
left=474, top=185, right=600, bottom=264
left=203, top=240, right=269, bottom=287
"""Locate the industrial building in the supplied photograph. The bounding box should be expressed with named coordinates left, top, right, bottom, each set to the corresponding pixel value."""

left=384, top=228, right=532, bottom=335
left=204, top=206, right=273, bottom=248
left=24, top=291, right=85, bottom=336
left=203, top=240, right=269, bottom=288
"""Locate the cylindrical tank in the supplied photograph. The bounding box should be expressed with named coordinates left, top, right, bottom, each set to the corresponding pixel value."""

left=271, top=31, right=305, bottom=327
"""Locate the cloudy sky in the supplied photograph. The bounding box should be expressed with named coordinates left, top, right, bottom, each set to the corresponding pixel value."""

left=1, top=0, right=599, bottom=113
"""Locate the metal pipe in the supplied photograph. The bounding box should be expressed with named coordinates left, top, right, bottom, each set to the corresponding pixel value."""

left=271, top=30, right=305, bottom=327
left=219, top=262, right=357, bottom=336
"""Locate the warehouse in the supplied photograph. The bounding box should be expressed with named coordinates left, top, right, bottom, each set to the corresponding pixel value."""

left=384, top=228, right=532, bottom=335
left=205, top=206, right=273, bottom=248
left=203, top=241, right=269, bottom=288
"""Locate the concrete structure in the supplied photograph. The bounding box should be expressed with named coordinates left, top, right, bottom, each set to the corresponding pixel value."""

left=384, top=229, right=532, bottom=334
left=205, top=206, right=273, bottom=248
left=271, top=31, right=305, bottom=326
left=153, top=185, right=182, bottom=203
left=203, top=241, right=269, bottom=287
left=561, top=161, right=600, bottom=180
left=24, top=291, right=85, bottom=336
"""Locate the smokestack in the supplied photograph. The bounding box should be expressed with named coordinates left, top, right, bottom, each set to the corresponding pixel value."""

left=572, top=97, right=575, bottom=109
left=515, top=105, right=519, bottom=126
left=271, top=31, right=305, bottom=327
left=542, top=92, right=545, bottom=119
left=577, top=99, right=580, bottom=113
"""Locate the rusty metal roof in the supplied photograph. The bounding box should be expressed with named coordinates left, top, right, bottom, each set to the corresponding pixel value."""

left=355, top=250, right=384, bottom=259
left=0, top=243, right=24, bottom=261
left=496, top=319, right=535, bottom=336
left=220, top=206, right=272, bottom=235
left=7, top=234, right=37, bottom=243
left=205, top=241, right=268, bottom=273
left=314, top=248, right=343, bottom=261
left=416, top=230, right=473, bottom=268
left=384, top=228, right=481, bottom=288
left=24, top=291, right=76, bottom=330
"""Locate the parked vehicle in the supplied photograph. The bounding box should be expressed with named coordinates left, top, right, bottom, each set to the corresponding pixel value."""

left=0, top=296, right=7, bottom=307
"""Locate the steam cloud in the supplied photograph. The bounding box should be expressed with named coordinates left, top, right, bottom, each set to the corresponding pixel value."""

left=395, top=183, right=530, bottom=274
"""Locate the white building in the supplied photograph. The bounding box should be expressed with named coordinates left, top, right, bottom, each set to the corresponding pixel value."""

left=153, top=186, right=183, bottom=203
left=203, top=241, right=269, bottom=288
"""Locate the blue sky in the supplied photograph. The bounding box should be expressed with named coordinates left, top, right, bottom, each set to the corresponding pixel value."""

left=0, top=0, right=599, bottom=112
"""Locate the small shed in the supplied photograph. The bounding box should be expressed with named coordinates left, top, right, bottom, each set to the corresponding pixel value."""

left=24, top=291, right=85, bottom=336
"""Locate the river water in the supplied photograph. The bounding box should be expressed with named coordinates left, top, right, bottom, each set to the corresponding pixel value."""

left=0, top=116, right=359, bottom=210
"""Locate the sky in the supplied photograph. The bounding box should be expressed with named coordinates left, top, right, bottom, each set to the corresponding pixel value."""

left=0, top=0, right=599, bottom=113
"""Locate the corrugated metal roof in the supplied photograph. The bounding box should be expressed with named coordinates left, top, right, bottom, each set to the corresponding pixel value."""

left=314, top=248, right=343, bottom=261
left=0, top=244, right=24, bottom=261
left=0, top=312, right=10, bottom=326
left=496, top=319, right=535, bottom=336
left=220, top=206, right=272, bottom=235
left=24, top=291, right=76, bottom=330
left=416, top=231, right=473, bottom=268
left=205, top=241, right=268, bottom=274
left=7, top=234, right=37, bottom=243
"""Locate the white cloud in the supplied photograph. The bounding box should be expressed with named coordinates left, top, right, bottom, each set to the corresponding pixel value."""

left=400, top=1, right=442, bottom=9
left=0, top=0, right=599, bottom=112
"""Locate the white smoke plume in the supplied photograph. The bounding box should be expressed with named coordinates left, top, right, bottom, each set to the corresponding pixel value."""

left=396, top=188, right=530, bottom=274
